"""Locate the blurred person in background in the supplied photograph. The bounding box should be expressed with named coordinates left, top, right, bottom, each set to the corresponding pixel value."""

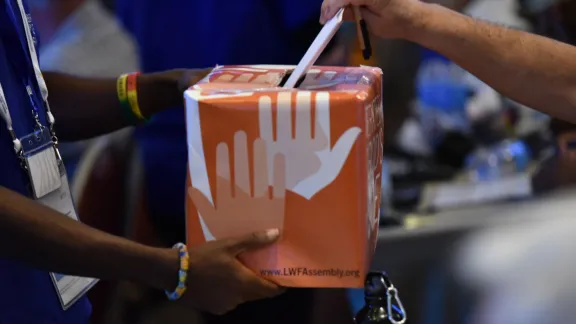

left=456, top=194, right=576, bottom=324
left=27, top=0, right=139, bottom=181
left=115, top=1, right=348, bottom=323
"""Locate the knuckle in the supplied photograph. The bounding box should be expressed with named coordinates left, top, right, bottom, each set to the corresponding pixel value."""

left=226, top=241, right=243, bottom=254
left=249, top=232, right=262, bottom=242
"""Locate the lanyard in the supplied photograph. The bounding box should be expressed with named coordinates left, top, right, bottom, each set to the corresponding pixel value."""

left=0, top=0, right=58, bottom=157
left=0, top=83, right=22, bottom=153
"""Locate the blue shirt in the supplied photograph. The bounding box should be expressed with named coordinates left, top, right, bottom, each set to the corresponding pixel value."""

left=421, top=48, right=449, bottom=62
left=116, top=0, right=324, bottom=236
left=0, top=0, right=91, bottom=322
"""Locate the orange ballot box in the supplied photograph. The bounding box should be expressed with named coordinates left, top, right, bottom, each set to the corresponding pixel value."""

left=184, top=64, right=384, bottom=288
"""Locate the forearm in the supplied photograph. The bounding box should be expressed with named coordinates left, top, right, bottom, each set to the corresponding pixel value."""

left=0, top=186, right=178, bottom=290
left=44, top=70, right=186, bottom=141
left=405, top=3, right=576, bottom=123
left=431, top=0, right=473, bottom=11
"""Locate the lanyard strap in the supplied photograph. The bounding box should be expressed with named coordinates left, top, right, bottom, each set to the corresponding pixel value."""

left=0, top=83, right=22, bottom=154
left=0, top=0, right=58, bottom=158
left=14, top=0, right=48, bottom=102
left=9, top=0, right=56, bottom=130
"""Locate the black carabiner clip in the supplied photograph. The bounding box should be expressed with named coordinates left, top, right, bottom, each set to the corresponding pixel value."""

left=355, top=272, right=407, bottom=324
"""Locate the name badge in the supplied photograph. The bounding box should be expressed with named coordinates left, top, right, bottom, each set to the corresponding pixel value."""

left=20, top=129, right=61, bottom=198
left=35, top=159, right=98, bottom=309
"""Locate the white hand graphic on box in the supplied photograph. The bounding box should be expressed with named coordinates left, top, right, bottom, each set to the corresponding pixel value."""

left=258, top=91, right=361, bottom=199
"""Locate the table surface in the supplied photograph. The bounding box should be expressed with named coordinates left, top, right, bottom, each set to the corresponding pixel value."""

left=373, top=186, right=576, bottom=270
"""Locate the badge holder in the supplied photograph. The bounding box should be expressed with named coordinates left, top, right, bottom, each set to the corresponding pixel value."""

left=20, top=128, right=62, bottom=199
left=21, top=129, right=98, bottom=309
left=41, top=152, right=98, bottom=310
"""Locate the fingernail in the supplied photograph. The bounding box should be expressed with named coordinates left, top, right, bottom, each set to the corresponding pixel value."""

left=265, top=229, right=280, bottom=240
left=320, top=4, right=330, bottom=24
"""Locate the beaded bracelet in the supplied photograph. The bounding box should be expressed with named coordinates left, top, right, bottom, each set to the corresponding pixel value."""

left=165, top=242, right=190, bottom=301
left=116, top=72, right=147, bottom=125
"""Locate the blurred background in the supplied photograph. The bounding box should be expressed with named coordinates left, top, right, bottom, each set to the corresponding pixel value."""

left=29, top=0, right=576, bottom=323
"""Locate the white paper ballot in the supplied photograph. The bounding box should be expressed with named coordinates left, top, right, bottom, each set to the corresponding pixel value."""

left=282, top=8, right=345, bottom=89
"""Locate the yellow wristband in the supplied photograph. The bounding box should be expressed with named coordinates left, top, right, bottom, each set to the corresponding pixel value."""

left=117, top=73, right=140, bottom=124
left=116, top=74, right=129, bottom=104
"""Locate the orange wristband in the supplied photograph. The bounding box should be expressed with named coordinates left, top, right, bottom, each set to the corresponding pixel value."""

left=126, top=72, right=147, bottom=122
left=117, top=73, right=139, bottom=125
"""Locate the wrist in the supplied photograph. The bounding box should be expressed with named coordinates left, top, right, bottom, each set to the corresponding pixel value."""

left=149, top=247, right=181, bottom=291
left=137, top=70, right=184, bottom=118
left=137, top=68, right=213, bottom=117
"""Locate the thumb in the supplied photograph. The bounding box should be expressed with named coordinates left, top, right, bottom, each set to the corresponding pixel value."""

left=226, top=229, right=280, bottom=255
